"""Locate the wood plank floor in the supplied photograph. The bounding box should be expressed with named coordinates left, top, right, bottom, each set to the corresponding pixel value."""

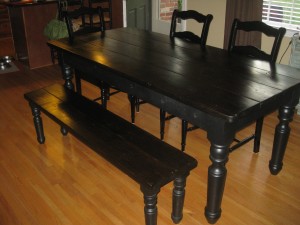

left=0, top=63, right=299, bottom=225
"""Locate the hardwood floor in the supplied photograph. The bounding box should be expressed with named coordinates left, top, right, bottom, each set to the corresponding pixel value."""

left=0, top=63, right=299, bottom=225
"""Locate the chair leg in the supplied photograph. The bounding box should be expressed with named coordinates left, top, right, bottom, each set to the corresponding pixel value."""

left=100, top=87, right=107, bottom=109
left=143, top=192, right=158, bottom=225
left=160, top=109, right=166, bottom=140
left=106, top=86, right=111, bottom=100
left=99, top=81, right=110, bottom=108
left=74, top=73, right=82, bottom=95
left=171, top=176, right=187, bottom=224
left=181, top=120, right=188, bottom=151
left=128, top=94, right=136, bottom=123
left=29, top=102, right=45, bottom=144
left=253, top=117, right=264, bottom=153
left=50, top=48, right=55, bottom=64
left=136, top=98, right=140, bottom=112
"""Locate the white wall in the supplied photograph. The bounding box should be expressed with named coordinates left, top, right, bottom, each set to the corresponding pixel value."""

left=188, top=0, right=226, bottom=49
left=187, top=0, right=292, bottom=65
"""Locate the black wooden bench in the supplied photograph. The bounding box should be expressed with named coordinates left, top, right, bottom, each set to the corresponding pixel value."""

left=24, top=84, right=198, bottom=225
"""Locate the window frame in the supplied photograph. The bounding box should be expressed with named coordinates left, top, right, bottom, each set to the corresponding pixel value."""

left=262, top=0, right=300, bottom=37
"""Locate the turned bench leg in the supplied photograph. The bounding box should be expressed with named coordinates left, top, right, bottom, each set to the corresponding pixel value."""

left=141, top=186, right=160, bottom=225
left=172, top=176, right=187, bottom=224
left=141, top=175, right=188, bottom=225
left=29, top=102, right=45, bottom=144
left=143, top=193, right=158, bottom=225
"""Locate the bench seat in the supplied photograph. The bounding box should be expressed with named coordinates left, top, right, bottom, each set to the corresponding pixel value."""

left=24, top=84, right=198, bottom=225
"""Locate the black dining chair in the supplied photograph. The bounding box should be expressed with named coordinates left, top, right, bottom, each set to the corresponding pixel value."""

left=84, top=0, right=123, bottom=109
left=86, top=0, right=121, bottom=103
left=63, top=6, right=106, bottom=104
left=64, top=6, right=105, bottom=44
left=169, top=9, right=213, bottom=47
left=86, top=0, right=112, bottom=29
left=58, top=0, right=84, bottom=22
left=63, top=6, right=135, bottom=123
left=227, top=18, right=286, bottom=153
left=50, top=0, right=85, bottom=64
left=228, top=19, right=286, bottom=64
left=160, top=9, right=213, bottom=151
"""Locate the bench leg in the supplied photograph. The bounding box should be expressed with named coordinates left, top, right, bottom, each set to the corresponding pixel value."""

left=171, top=176, right=187, bottom=224
left=29, top=102, right=45, bottom=144
left=143, top=192, right=158, bottom=225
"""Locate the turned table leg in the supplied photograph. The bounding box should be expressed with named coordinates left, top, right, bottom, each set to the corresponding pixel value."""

left=269, top=105, right=295, bottom=175
left=29, top=102, right=45, bottom=144
left=62, top=63, right=74, bottom=90
left=205, top=129, right=233, bottom=224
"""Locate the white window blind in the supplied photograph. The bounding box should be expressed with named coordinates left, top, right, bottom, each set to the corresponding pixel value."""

left=262, top=0, right=300, bottom=32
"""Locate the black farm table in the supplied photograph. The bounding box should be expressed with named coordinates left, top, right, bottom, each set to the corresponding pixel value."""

left=48, top=28, right=300, bottom=223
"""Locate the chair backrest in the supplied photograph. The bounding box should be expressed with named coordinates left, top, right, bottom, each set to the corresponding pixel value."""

left=88, top=0, right=112, bottom=29
left=170, top=9, right=213, bottom=47
left=63, top=6, right=105, bottom=44
left=228, top=19, right=286, bottom=63
left=58, top=0, right=84, bottom=20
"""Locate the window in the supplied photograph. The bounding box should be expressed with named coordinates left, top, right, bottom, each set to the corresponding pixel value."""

left=263, top=0, right=300, bottom=33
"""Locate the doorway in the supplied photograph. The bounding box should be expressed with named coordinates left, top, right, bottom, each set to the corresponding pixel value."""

left=152, top=0, right=186, bottom=34
left=126, top=0, right=151, bottom=30
left=124, top=0, right=186, bottom=33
